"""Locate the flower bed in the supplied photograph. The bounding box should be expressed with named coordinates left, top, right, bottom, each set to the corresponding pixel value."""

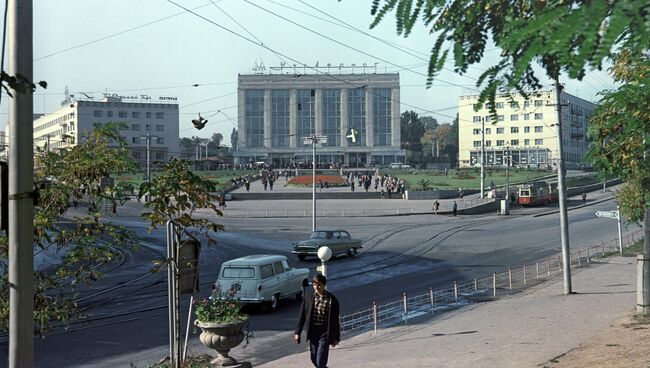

left=287, top=175, right=347, bottom=187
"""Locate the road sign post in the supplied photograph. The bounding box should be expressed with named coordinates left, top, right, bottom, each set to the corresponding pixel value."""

left=595, top=208, right=623, bottom=254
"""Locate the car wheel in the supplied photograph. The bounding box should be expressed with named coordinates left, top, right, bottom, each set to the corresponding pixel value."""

left=347, top=249, right=355, bottom=257
left=270, top=293, right=280, bottom=311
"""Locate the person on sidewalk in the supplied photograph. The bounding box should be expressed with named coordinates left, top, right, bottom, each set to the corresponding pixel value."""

left=432, top=199, right=439, bottom=214
left=452, top=201, right=458, bottom=216
left=294, top=274, right=340, bottom=368
left=582, top=192, right=587, bottom=205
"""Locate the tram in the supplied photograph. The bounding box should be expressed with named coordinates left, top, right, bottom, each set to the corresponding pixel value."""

left=518, top=181, right=558, bottom=206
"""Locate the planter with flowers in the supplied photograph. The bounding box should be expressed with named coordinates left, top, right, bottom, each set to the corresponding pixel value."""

left=194, top=285, right=249, bottom=366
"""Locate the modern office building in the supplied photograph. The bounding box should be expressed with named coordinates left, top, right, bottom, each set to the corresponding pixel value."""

left=234, top=73, right=405, bottom=167
left=31, top=95, right=179, bottom=168
left=458, top=90, right=596, bottom=169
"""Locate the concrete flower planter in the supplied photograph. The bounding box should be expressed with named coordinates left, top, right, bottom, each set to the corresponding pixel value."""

left=195, top=318, right=248, bottom=366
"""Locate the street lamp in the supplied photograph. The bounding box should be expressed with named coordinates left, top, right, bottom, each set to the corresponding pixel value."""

left=304, top=134, right=327, bottom=231
left=141, top=132, right=158, bottom=203
left=317, top=246, right=332, bottom=278
left=480, top=117, right=486, bottom=198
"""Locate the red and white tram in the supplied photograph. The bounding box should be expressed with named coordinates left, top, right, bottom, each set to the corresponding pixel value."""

left=518, top=181, right=558, bottom=206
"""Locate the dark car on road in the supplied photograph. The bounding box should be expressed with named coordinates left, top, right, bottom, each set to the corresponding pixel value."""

left=291, top=230, right=362, bottom=261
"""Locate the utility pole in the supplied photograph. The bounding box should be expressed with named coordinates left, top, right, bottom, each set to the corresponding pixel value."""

left=145, top=133, right=151, bottom=203
left=553, top=77, right=572, bottom=295
left=480, top=117, right=485, bottom=198
left=504, top=146, right=510, bottom=215
left=304, top=134, right=326, bottom=231
left=639, top=138, right=650, bottom=315
left=8, top=1, right=35, bottom=367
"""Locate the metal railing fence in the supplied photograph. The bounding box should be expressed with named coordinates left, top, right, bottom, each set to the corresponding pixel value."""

left=339, top=228, right=644, bottom=336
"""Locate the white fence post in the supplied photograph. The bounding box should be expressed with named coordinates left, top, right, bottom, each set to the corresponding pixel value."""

left=403, top=292, right=408, bottom=323
left=508, top=267, right=512, bottom=290
left=373, top=302, right=377, bottom=335
left=492, top=272, right=497, bottom=297
left=430, top=288, right=435, bottom=313
left=577, top=249, right=582, bottom=267
left=454, top=282, right=458, bottom=305
left=536, top=261, right=539, bottom=280
left=587, top=247, right=590, bottom=264
left=547, top=257, right=551, bottom=277
left=474, top=278, right=478, bottom=291
left=523, top=264, right=527, bottom=286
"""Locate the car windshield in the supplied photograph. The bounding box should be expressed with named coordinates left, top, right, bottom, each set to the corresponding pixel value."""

left=310, top=231, right=332, bottom=239
left=221, top=267, right=255, bottom=278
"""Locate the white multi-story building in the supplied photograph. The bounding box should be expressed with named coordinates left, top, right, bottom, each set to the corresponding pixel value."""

left=458, top=90, right=596, bottom=169
left=32, top=96, right=179, bottom=168
left=235, top=73, right=405, bottom=167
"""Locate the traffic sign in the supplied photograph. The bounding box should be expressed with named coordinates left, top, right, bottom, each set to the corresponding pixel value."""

left=595, top=210, right=619, bottom=219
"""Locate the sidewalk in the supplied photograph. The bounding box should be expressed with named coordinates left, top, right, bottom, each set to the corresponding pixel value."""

left=260, top=257, right=643, bottom=367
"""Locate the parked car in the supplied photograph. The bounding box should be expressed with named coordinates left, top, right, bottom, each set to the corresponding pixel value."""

left=292, top=230, right=362, bottom=261
left=214, top=254, right=309, bottom=310
left=389, top=162, right=412, bottom=169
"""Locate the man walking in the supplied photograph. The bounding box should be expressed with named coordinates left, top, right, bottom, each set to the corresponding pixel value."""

left=295, top=274, right=341, bottom=368
left=452, top=201, right=458, bottom=216
left=432, top=199, right=440, bottom=214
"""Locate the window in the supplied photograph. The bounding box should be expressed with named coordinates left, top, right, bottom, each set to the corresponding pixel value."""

left=534, top=100, right=543, bottom=107
left=222, top=267, right=255, bottom=278
left=473, top=128, right=481, bottom=135
left=496, top=102, right=504, bottom=109
left=156, top=137, right=164, bottom=144
left=524, top=126, right=530, bottom=133
left=511, top=139, right=519, bottom=146
left=511, top=127, right=519, bottom=133
left=132, top=112, right=140, bottom=118
left=118, top=111, right=127, bottom=118
left=272, top=261, right=285, bottom=275
left=485, top=128, right=491, bottom=134
left=132, top=124, right=140, bottom=131
left=496, top=140, right=504, bottom=146
left=146, top=112, right=152, bottom=118
left=535, top=126, right=543, bottom=133
left=496, top=127, right=504, bottom=134
left=260, top=264, right=274, bottom=279
left=535, top=139, right=543, bottom=145
left=524, top=139, right=530, bottom=145
left=155, top=112, right=164, bottom=119
left=534, top=113, right=543, bottom=120
left=485, top=102, right=493, bottom=109
left=93, top=110, right=103, bottom=117
left=107, top=111, right=113, bottom=118
left=133, top=151, right=141, bottom=159
left=155, top=151, right=164, bottom=160
left=510, top=114, right=519, bottom=121
left=485, top=140, right=491, bottom=147
left=524, top=101, right=530, bottom=108
left=132, top=137, right=141, bottom=144
left=473, top=116, right=481, bottom=123
left=118, top=124, right=128, bottom=130
left=145, top=124, right=151, bottom=131
left=524, top=113, right=530, bottom=120
left=497, top=115, right=504, bottom=121
left=473, top=141, right=481, bottom=147
left=510, top=101, right=519, bottom=108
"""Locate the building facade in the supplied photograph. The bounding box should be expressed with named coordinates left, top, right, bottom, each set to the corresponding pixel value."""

left=458, top=90, right=596, bottom=169
left=235, top=73, right=405, bottom=167
left=32, top=96, right=179, bottom=168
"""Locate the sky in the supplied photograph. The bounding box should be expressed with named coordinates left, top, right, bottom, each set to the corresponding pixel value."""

left=1, top=0, right=617, bottom=146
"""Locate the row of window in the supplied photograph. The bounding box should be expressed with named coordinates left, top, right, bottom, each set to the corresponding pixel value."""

left=472, top=126, right=544, bottom=134
left=132, top=151, right=166, bottom=160
left=472, top=112, right=543, bottom=123
left=34, top=112, right=75, bottom=133
left=473, top=139, right=543, bottom=147
left=93, top=110, right=166, bottom=119
left=124, top=123, right=166, bottom=132
left=485, top=100, right=545, bottom=109
left=131, top=136, right=164, bottom=144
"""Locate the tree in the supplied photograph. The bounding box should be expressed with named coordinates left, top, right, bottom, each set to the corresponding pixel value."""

left=211, top=133, right=223, bottom=147
left=587, top=52, right=649, bottom=223
left=400, top=111, right=426, bottom=164
left=230, top=128, right=238, bottom=151
left=0, top=123, right=139, bottom=335
left=370, top=1, right=649, bottom=111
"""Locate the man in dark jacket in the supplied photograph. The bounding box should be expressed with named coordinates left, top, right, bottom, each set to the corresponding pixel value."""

left=294, top=274, right=340, bottom=368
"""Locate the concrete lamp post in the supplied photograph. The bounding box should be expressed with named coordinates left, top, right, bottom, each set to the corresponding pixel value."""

left=317, top=246, right=332, bottom=278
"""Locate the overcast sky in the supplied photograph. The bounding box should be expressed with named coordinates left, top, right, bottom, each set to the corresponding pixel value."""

left=1, top=0, right=616, bottom=145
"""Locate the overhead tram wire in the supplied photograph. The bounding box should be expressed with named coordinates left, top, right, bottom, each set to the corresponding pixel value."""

left=243, top=0, right=479, bottom=92
left=165, top=0, right=473, bottom=125
left=33, top=2, right=214, bottom=62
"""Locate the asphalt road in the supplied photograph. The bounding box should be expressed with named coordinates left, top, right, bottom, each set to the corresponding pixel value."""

left=1, top=194, right=631, bottom=368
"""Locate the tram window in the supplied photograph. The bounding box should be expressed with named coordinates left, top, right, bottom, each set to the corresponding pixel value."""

left=520, top=190, right=530, bottom=196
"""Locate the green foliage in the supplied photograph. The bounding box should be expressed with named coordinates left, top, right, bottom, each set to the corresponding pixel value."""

left=0, top=123, right=139, bottom=335
left=370, top=0, right=650, bottom=109
left=0, top=70, right=47, bottom=97
left=194, top=285, right=246, bottom=324
left=140, top=158, right=224, bottom=244
left=417, top=179, right=432, bottom=190
left=586, top=52, right=649, bottom=222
